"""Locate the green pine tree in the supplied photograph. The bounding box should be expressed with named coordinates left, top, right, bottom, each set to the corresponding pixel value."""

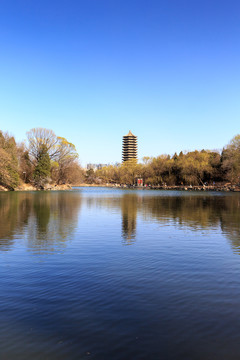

left=33, top=145, right=51, bottom=188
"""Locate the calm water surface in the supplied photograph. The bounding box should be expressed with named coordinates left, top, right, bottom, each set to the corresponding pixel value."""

left=1, top=187, right=240, bottom=359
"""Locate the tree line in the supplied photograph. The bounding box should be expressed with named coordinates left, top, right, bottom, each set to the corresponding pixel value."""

left=90, top=134, right=240, bottom=186
left=1, top=129, right=240, bottom=189
left=0, top=128, right=84, bottom=190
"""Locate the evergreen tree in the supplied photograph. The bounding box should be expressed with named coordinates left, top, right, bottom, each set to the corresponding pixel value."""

left=33, top=144, right=51, bottom=188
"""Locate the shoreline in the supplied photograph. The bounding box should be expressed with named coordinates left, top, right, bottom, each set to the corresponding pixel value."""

left=1, top=183, right=240, bottom=192
left=0, top=184, right=72, bottom=192
left=75, top=183, right=240, bottom=192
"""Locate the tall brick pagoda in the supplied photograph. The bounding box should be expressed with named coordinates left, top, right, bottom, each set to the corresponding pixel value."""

left=122, top=131, right=138, bottom=162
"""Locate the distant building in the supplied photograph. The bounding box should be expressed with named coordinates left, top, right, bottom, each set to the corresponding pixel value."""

left=86, top=163, right=108, bottom=171
left=122, top=130, right=138, bottom=162
left=97, top=164, right=108, bottom=170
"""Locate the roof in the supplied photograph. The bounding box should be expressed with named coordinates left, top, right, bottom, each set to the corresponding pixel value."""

left=124, top=130, right=136, bottom=137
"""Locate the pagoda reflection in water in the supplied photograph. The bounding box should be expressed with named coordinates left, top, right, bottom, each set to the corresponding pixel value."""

left=121, top=194, right=138, bottom=245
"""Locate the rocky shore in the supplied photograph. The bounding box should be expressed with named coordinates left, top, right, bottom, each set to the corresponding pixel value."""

left=1, top=183, right=240, bottom=192
left=0, top=183, right=72, bottom=192
left=142, top=184, right=240, bottom=192
left=75, top=183, right=240, bottom=192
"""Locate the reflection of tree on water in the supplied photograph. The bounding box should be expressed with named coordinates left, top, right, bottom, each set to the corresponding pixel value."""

left=34, top=195, right=51, bottom=235
left=219, top=196, right=240, bottom=254
left=121, top=194, right=138, bottom=245
left=0, top=192, right=82, bottom=253
left=2, top=190, right=240, bottom=253
left=0, top=193, right=32, bottom=250
left=96, top=192, right=240, bottom=250
left=142, top=195, right=224, bottom=229
left=29, top=192, right=82, bottom=253
left=141, top=194, right=240, bottom=254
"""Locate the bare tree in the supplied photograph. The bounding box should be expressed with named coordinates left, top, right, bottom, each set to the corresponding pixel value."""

left=54, top=137, right=79, bottom=183
left=27, top=128, right=79, bottom=184
left=27, top=128, right=60, bottom=162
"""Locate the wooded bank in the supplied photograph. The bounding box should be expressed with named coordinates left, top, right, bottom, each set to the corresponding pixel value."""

left=1, top=128, right=240, bottom=191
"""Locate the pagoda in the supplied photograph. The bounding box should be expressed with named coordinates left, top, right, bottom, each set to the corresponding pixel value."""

left=122, top=131, right=138, bottom=162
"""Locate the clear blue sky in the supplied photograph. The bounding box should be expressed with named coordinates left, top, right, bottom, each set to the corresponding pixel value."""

left=0, top=0, right=239, bottom=165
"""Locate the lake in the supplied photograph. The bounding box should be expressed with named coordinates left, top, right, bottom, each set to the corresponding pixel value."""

left=1, top=187, right=240, bottom=359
